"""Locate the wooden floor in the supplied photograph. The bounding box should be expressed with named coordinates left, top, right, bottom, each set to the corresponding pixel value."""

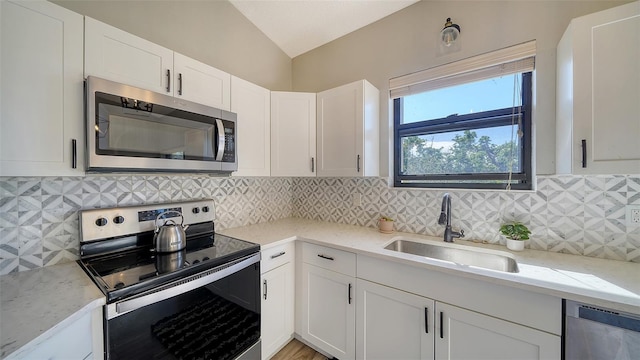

left=270, top=339, right=329, bottom=360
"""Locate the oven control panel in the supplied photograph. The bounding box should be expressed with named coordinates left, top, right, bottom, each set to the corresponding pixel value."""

left=80, top=199, right=216, bottom=243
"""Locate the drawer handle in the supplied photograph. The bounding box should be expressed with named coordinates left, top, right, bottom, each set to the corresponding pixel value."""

left=440, top=311, right=444, bottom=339
left=348, top=283, right=352, bottom=304
left=317, top=254, right=334, bottom=261
left=270, top=251, right=286, bottom=259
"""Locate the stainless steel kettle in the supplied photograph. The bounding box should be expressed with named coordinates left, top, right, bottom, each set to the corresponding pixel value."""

left=153, top=211, right=189, bottom=252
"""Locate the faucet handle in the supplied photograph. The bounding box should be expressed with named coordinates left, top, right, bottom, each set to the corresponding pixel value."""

left=459, top=229, right=465, bottom=238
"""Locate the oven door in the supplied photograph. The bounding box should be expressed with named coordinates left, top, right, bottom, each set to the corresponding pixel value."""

left=105, top=253, right=261, bottom=360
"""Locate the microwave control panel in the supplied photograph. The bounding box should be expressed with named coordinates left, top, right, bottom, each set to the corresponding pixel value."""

left=222, top=121, right=235, bottom=163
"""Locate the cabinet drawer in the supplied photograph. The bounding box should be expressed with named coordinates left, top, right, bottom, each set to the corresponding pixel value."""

left=302, top=242, right=356, bottom=276
left=261, top=242, right=294, bottom=274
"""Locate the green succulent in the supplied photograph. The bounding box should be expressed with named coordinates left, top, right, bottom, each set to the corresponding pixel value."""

left=500, top=222, right=531, bottom=241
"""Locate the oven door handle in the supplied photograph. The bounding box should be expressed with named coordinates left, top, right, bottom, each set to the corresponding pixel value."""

left=109, top=253, right=260, bottom=319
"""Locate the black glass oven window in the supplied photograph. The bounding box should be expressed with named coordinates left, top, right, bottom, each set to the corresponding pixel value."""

left=107, top=264, right=260, bottom=360
left=95, top=92, right=219, bottom=161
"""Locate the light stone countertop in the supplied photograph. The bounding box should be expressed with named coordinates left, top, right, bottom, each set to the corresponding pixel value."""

left=0, top=262, right=105, bottom=359
left=220, top=217, right=640, bottom=315
left=2, top=217, right=638, bottom=359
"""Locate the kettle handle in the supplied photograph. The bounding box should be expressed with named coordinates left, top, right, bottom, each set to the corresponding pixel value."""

left=154, top=210, right=184, bottom=232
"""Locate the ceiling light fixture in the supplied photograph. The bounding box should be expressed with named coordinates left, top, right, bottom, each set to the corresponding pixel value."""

left=440, top=17, right=461, bottom=47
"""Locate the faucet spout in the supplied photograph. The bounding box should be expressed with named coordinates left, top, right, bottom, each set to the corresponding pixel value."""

left=439, top=193, right=464, bottom=242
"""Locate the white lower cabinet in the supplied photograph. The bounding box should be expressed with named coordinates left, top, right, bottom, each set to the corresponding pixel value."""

left=261, top=242, right=295, bottom=360
left=262, top=262, right=295, bottom=360
left=356, top=279, right=434, bottom=360
left=356, top=254, right=561, bottom=360
left=300, top=243, right=356, bottom=360
left=9, top=307, right=103, bottom=360
left=436, top=302, right=561, bottom=360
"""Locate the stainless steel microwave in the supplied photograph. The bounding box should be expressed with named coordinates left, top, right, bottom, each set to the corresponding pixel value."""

left=86, top=76, right=237, bottom=173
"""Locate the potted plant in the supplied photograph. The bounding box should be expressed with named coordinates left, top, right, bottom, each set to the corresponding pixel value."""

left=499, top=222, right=531, bottom=251
left=378, top=216, right=394, bottom=233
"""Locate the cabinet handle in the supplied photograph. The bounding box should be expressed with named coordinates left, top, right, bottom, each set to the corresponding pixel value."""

left=178, top=73, right=183, bottom=95
left=166, top=69, right=171, bottom=93
left=439, top=311, right=444, bottom=339
left=270, top=251, right=286, bottom=259
left=348, top=283, right=352, bottom=304
left=356, top=154, right=361, bottom=173
left=263, top=279, right=267, bottom=300
left=317, top=254, right=334, bottom=261
left=311, top=157, right=315, bottom=172
left=71, top=139, right=77, bottom=169
left=581, top=139, right=587, bottom=168
left=425, top=307, right=429, bottom=334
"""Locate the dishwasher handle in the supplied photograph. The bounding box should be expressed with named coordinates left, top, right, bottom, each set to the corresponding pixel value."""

left=565, top=300, right=640, bottom=332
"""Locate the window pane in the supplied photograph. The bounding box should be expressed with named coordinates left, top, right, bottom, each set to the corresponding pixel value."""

left=400, top=126, right=521, bottom=175
left=402, top=74, right=522, bottom=124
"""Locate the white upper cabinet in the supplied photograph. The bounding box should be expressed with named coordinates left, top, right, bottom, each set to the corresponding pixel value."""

left=0, top=0, right=84, bottom=176
left=85, top=17, right=231, bottom=111
left=231, top=76, right=271, bottom=177
left=84, top=17, right=173, bottom=95
left=316, top=80, right=379, bottom=177
left=556, top=1, right=640, bottom=174
left=174, top=53, right=231, bottom=110
left=271, top=92, right=316, bottom=177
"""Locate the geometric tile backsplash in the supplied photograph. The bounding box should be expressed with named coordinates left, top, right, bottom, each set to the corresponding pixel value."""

left=0, top=173, right=638, bottom=274
left=0, top=175, right=292, bottom=275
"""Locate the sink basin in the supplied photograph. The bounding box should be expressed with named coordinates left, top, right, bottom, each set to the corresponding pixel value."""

left=384, top=239, right=519, bottom=273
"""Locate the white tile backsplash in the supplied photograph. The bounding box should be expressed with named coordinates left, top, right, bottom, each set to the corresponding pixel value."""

left=0, top=173, right=638, bottom=274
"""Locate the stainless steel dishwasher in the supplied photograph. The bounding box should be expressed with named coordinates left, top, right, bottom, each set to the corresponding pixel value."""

left=564, top=300, right=640, bottom=360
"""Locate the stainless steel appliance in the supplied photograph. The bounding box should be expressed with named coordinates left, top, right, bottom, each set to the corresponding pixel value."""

left=78, top=199, right=260, bottom=360
left=564, top=300, right=640, bottom=360
left=86, top=76, right=237, bottom=173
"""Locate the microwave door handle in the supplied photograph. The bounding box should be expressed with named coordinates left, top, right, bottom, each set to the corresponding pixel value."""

left=215, top=119, right=225, bottom=161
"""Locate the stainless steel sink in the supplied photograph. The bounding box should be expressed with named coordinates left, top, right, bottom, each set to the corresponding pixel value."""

left=384, top=239, right=519, bottom=273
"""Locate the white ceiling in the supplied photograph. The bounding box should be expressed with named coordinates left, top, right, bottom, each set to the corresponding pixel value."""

left=229, top=0, right=419, bottom=58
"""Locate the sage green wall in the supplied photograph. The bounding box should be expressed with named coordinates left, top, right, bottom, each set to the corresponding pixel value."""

left=291, top=0, right=631, bottom=177
left=52, top=0, right=292, bottom=91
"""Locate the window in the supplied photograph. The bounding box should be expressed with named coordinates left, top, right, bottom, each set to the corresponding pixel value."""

left=391, top=41, right=535, bottom=190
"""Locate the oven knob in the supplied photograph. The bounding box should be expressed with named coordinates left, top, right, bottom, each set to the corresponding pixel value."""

left=202, top=257, right=210, bottom=261
left=192, top=207, right=200, bottom=214
left=193, top=259, right=200, bottom=264
left=95, top=218, right=108, bottom=227
left=113, top=216, right=125, bottom=224
left=202, top=206, right=210, bottom=213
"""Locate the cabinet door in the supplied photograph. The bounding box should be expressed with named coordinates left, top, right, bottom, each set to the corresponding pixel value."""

left=174, top=52, right=231, bottom=111
left=271, top=92, right=316, bottom=177
left=14, top=311, right=93, bottom=360
left=356, top=279, right=434, bottom=360
left=435, top=302, right=560, bottom=360
left=316, top=80, right=379, bottom=177
left=232, top=76, right=271, bottom=176
left=0, top=0, right=84, bottom=176
left=557, top=2, right=640, bottom=174
left=300, top=263, right=355, bottom=360
left=84, top=17, right=173, bottom=95
left=261, top=262, right=295, bottom=360
left=317, top=81, right=363, bottom=177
